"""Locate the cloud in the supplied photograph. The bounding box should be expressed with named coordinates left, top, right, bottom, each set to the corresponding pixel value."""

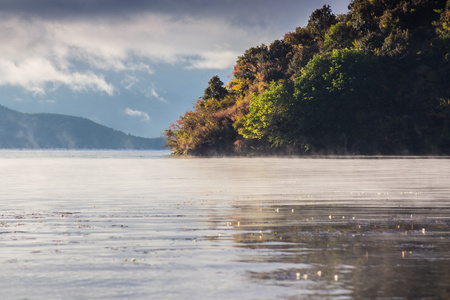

left=0, top=1, right=350, bottom=27
left=125, top=107, right=150, bottom=121
left=0, top=57, right=114, bottom=96
left=127, top=62, right=153, bottom=74
left=121, top=75, right=140, bottom=90
left=0, top=15, right=115, bottom=95
left=0, top=12, right=239, bottom=95
left=45, top=13, right=263, bottom=70
left=39, top=99, right=57, bottom=104
left=0, top=1, right=350, bottom=97
left=146, top=87, right=166, bottom=102
left=186, top=51, right=242, bottom=70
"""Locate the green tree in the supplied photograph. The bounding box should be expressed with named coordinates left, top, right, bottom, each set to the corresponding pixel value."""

left=166, top=0, right=450, bottom=156
left=307, top=5, right=337, bottom=42
left=239, top=81, right=295, bottom=148
left=323, top=18, right=357, bottom=51
left=293, top=49, right=388, bottom=153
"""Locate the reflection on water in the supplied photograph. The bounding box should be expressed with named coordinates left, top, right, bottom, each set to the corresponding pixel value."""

left=0, top=151, right=449, bottom=299
left=229, top=205, right=450, bottom=299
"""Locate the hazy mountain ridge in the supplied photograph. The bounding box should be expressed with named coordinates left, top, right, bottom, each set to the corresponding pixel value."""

left=0, top=105, right=165, bottom=149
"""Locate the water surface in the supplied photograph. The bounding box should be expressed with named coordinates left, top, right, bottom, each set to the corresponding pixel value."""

left=1, top=151, right=449, bottom=299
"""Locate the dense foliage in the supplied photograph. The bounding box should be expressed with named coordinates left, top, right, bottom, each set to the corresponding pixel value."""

left=165, top=0, right=450, bottom=155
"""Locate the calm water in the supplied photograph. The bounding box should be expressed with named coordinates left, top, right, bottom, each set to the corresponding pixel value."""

left=1, top=150, right=449, bottom=299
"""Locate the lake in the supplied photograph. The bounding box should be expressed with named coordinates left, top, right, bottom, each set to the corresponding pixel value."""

left=1, top=150, right=449, bottom=299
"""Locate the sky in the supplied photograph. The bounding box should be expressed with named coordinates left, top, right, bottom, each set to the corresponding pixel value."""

left=0, top=0, right=351, bottom=138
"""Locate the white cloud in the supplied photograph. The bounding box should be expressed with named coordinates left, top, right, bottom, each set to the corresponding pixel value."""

left=45, top=13, right=256, bottom=69
left=39, top=99, right=57, bottom=104
left=125, top=107, right=150, bottom=121
left=0, top=10, right=278, bottom=96
left=121, top=75, right=140, bottom=90
left=186, top=51, right=242, bottom=70
left=146, top=87, right=166, bottom=102
left=0, top=57, right=114, bottom=96
left=126, top=62, right=153, bottom=74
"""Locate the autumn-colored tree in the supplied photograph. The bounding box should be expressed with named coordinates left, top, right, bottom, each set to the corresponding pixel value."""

left=165, top=75, right=237, bottom=155
left=166, top=0, right=450, bottom=155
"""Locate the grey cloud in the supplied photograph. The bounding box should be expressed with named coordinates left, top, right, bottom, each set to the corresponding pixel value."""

left=0, top=0, right=351, bottom=96
left=0, top=0, right=351, bottom=27
left=0, top=0, right=351, bottom=139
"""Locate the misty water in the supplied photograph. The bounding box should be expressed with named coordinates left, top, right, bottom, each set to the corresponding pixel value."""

left=1, top=151, right=449, bottom=300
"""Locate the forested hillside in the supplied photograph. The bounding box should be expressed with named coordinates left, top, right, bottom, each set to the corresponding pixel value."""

left=165, top=0, right=450, bottom=155
left=0, top=105, right=165, bottom=149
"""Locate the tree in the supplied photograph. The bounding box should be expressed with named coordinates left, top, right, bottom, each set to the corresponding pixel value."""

left=239, top=81, right=295, bottom=148
left=293, top=49, right=387, bottom=153
left=323, top=17, right=357, bottom=51
left=166, top=0, right=450, bottom=156
left=380, top=29, right=410, bottom=56
left=165, top=75, right=236, bottom=155
left=434, top=1, right=450, bottom=38
left=307, top=5, right=337, bottom=42
left=202, top=75, right=228, bottom=101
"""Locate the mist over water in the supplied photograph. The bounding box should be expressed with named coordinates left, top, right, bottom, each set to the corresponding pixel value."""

left=1, top=151, right=449, bottom=299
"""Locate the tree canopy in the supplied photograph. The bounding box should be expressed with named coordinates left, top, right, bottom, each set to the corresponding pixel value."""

left=165, top=0, right=450, bottom=156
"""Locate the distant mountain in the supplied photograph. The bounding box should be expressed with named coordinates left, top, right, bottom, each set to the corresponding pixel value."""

left=0, top=105, right=165, bottom=149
